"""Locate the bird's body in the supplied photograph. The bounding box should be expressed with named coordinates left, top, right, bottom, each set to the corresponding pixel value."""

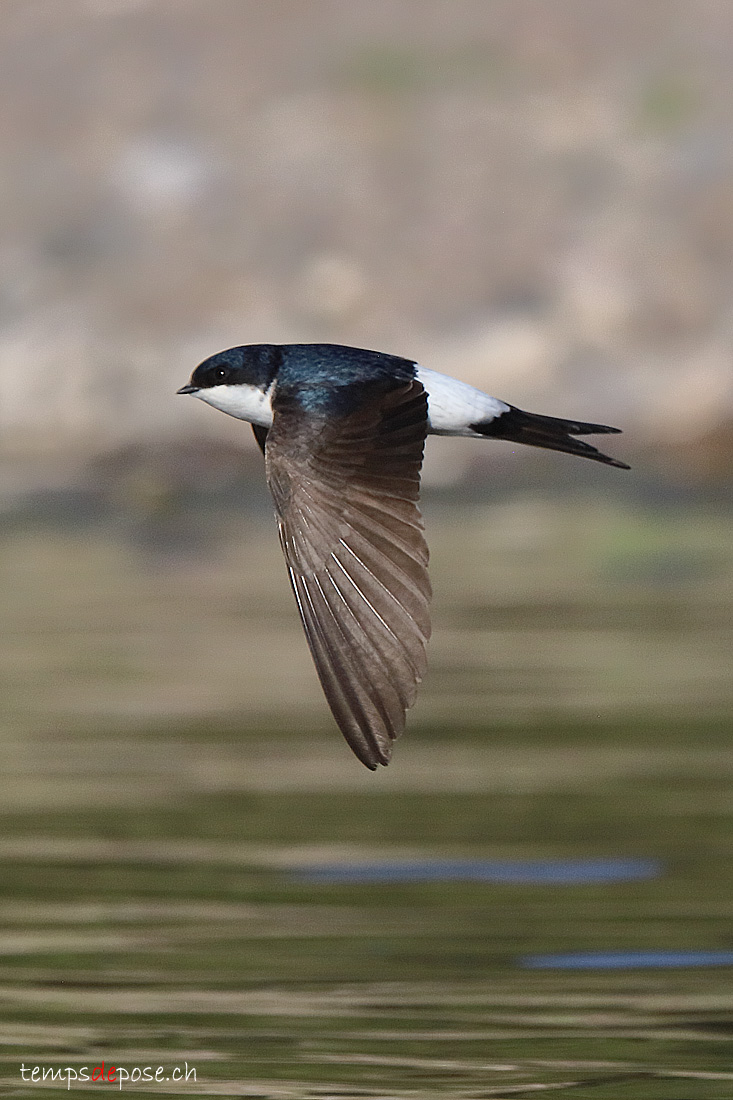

left=179, top=343, right=628, bottom=768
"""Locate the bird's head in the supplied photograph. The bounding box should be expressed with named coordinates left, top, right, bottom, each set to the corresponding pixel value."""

left=177, top=345, right=276, bottom=424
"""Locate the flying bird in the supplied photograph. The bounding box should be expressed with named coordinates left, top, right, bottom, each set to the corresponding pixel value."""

left=178, top=343, right=628, bottom=769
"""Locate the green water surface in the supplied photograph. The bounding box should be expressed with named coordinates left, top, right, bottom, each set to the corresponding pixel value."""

left=1, top=503, right=732, bottom=1097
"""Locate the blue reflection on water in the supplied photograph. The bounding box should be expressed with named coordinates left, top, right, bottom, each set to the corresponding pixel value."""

left=521, top=950, right=733, bottom=969
left=296, top=857, right=661, bottom=885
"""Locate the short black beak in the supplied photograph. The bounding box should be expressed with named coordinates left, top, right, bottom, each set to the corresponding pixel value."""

left=177, top=384, right=199, bottom=395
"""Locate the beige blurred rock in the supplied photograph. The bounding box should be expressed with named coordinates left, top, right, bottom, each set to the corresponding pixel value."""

left=295, top=253, right=367, bottom=321
left=1, top=0, right=732, bottom=481
left=425, top=319, right=560, bottom=399
left=649, top=348, right=733, bottom=442
left=557, top=261, right=635, bottom=348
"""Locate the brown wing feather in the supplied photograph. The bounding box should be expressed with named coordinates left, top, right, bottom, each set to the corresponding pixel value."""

left=265, top=380, right=431, bottom=768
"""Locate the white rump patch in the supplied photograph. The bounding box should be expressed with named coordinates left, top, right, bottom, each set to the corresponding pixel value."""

left=194, top=382, right=274, bottom=427
left=415, top=365, right=509, bottom=436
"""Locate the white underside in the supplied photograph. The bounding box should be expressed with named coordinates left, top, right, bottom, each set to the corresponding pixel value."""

left=415, top=365, right=509, bottom=435
left=191, top=367, right=508, bottom=437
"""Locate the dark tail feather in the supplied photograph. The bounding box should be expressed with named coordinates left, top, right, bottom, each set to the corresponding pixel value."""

left=470, top=407, right=630, bottom=469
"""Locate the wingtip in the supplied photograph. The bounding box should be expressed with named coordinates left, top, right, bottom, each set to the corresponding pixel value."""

left=352, top=732, right=393, bottom=770
left=355, top=747, right=390, bottom=770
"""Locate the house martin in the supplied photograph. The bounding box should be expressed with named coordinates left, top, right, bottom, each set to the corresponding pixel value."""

left=178, top=343, right=628, bottom=768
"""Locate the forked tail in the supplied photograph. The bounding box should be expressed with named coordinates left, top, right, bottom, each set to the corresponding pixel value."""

left=470, top=406, right=630, bottom=469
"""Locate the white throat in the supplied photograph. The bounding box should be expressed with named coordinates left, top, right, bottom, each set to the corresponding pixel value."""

left=194, top=382, right=274, bottom=427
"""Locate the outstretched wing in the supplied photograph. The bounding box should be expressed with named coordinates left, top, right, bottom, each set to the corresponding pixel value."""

left=264, top=380, right=431, bottom=769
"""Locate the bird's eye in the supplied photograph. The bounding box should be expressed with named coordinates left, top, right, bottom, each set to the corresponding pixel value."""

left=214, top=367, right=228, bottom=382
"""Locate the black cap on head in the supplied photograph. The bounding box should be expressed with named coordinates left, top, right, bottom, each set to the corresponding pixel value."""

left=187, top=345, right=282, bottom=391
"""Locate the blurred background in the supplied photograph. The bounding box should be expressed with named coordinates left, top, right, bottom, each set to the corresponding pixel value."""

left=1, top=2, right=733, bottom=1096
